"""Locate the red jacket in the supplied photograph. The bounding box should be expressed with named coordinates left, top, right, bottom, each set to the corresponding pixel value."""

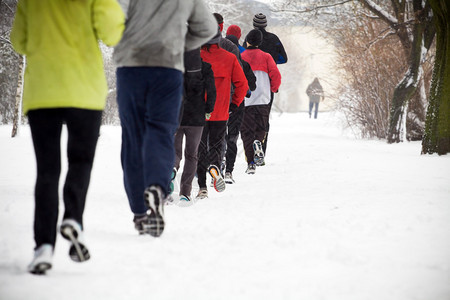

left=201, top=45, right=248, bottom=121
left=241, top=48, right=281, bottom=93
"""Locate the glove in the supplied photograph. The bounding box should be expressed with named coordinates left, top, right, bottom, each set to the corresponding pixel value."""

left=229, top=103, right=238, bottom=114
left=245, top=90, right=252, bottom=98
left=205, top=113, right=211, bottom=120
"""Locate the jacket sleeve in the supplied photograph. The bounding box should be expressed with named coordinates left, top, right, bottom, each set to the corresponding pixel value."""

left=185, top=0, right=217, bottom=50
left=275, top=37, right=288, bottom=64
left=230, top=57, right=248, bottom=107
left=242, top=59, right=257, bottom=91
left=202, top=61, right=216, bottom=114
left=10, top=0, right=27, bottom=55
left=92, top=0, right=125, bottom=47
left=267, top=55, right=281, bottom=93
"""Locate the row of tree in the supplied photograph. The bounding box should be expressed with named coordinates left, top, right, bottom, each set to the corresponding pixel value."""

left=274, top=0, right=448, bottom=154
left=0, top=0, right=448, bottom=154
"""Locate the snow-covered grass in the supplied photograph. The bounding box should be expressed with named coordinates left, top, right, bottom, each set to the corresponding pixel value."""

left=1, top=112, right=449, bottom=300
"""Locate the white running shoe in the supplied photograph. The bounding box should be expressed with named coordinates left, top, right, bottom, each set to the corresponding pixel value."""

left=224, top=172, right=235, bottom=184
left=196, top=188, right=208, bottom=199
left=28, top=244, right=53, bottom=275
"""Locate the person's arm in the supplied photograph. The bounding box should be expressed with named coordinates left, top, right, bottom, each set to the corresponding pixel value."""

left=306, top=84, right=312, bottom=96
left=10, top=0, right=28, bottom=55
left=185, top=0, right=217, bottom=50
left=276, top=37, right=288, bottom=64
left=202, top=61, right=216, bottom=114
left=242, top=59, right=257, bottom=91
left=267, top=55, right=281, bottom=93
left=92, top=0, right=125, bottom=47
left=230, top=57, right=248, bottom=107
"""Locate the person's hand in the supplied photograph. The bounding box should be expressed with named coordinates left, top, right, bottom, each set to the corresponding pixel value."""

left=229, top=103, right=238, bottom=114
left=205, top=113, right=211, bottom=120
left=246, top=90, right=252, bottom=98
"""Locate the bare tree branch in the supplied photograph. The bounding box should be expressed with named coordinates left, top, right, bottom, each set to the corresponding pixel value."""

left=0, top=36, right=12, bottom=46
left=1, top=0, right=16, bottom=14
left=275, top=0, right=354, bottom=14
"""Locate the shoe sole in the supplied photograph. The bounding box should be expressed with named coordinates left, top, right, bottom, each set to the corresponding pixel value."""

left=60, top=224, right=90, bottom=262
left=208, top=165, right=226, bottom=192
left=144, top=188, right=165, bottom=237
left=253, top=140, right=265, bottom=166
left=29, top=262, right=52, bottom=275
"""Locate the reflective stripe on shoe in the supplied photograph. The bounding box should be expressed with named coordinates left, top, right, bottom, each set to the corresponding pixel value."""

left=60, top=219, right=90, bottom=262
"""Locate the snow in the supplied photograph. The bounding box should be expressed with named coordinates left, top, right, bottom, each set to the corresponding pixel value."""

left=1, top=112, right=449, bottom=300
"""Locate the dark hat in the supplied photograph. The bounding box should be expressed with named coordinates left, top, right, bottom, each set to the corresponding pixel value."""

left=246, top=29, right=263, bottom=46
left=253, top=13, right=267, bottom=29
left=226, top=34, right=239, bottom=47
left=226, top=25, right=242, bottom=40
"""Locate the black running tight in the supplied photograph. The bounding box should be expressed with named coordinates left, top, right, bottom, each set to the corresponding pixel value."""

left=28, top=108, right=101, bottom=248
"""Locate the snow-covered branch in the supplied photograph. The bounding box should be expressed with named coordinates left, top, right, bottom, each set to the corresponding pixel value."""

left=359, top=0, right=398, bottom=26
left=366, top=29, right=397, bottom=49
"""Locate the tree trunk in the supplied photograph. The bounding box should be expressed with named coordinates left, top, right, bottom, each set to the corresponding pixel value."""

left=11, top=55, right=25, bottom=138
left=422, top=0, right=450, bottom=155
left=387, top=7, right=426, bottom=143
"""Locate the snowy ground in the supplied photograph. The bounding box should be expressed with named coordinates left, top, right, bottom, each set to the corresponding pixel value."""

left=1, top=112, right=449, bottom=300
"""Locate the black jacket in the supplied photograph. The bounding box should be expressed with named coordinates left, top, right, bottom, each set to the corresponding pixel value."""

left=226, top=34, right=257, bottom=92
left=180, top=49, right=216, bottom=126
left=245, top=28, right=288, bottom=64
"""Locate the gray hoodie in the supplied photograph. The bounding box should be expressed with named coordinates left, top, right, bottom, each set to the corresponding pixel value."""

left=113, top=0, right=217, bottom=72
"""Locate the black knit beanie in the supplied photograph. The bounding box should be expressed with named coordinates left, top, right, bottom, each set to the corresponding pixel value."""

left=246, top=29, right=263, bottom=47
left=253, top=13, right=267, bottom=29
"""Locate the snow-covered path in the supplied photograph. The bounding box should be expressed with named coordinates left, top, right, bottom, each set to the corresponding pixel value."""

left=1, top=112, right=449, bottom=300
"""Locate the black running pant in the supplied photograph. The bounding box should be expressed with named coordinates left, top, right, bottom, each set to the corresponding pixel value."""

left=197, top=121, right=227, bottom=189
left=28, top=108, right=102, bottom=249
left=240, top=105, right=270, bottom=164
left=225, top=104, right=245, bottom=173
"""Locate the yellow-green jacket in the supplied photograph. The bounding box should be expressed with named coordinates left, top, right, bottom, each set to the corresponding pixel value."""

left=10, top=0, right=125, bottom=114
